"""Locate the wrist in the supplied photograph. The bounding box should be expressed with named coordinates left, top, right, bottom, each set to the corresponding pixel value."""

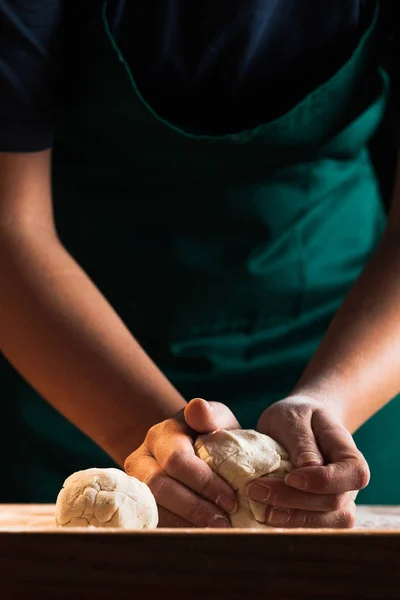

left=98, top=401, right=187, bottom=467
left=287, top=387, right=348, bottom=425
left=99, top=424, right=149, bottom=467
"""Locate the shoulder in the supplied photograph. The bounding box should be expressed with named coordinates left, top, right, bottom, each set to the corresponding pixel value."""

left=0, top=1, right=65, bottom=151
left=0, top=1, right=94, bottom=152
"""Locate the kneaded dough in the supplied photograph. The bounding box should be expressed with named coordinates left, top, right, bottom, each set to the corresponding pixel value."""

left=195, top=429, right=292, bottom=528
left=55, top=468, right=158, bottom=529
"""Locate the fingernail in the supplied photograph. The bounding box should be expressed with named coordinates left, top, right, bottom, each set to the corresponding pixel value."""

left=268, top=508, right=291, bottom=526
left=247, top=484, right=272, bottom=502
left=297, top=452, right=322, bottom=467
left=285, top=473, right=307, bottom=490
left=217, top=495, right=238, bottom=515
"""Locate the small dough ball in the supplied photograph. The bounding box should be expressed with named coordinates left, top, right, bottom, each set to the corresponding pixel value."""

left=195, top=429, right=292, bottom=528
left=55, top=468, right=158, bottom=529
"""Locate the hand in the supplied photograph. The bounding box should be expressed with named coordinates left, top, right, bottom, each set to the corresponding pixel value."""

left=247, top=396, right=370, bottom=528
left=124, top=398, right=240, bottom=528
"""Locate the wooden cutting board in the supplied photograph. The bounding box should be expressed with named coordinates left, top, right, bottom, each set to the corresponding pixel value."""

left=0, top=504, right=399, bottom=599
left=0, top=503, right=399, bottom=530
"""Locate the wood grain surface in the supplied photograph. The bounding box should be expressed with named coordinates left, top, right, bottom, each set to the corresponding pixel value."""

left=0, top=505, right=399, bottom=599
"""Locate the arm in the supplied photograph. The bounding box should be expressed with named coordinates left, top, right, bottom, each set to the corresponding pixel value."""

left=0, top=153, right=238, bottom=527
left=0, top=151, right=186, bottom=465
left=0, top=4, right=237, bottom=528
left=292, top=153, right=400, bottom=432
left=249, top=156, right=400, bottom=528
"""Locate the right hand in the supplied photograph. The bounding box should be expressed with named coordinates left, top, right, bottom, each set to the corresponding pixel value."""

left=124, top=398, right=240, bottom=528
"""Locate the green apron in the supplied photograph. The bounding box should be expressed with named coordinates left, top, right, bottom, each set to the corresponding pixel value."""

left=0, top=1, right=397, bottom=504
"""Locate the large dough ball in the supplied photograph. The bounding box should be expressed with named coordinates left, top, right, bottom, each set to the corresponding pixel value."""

left=195, top=429, right=292, bottom=528
left=55, top=468, right=158, bottom=529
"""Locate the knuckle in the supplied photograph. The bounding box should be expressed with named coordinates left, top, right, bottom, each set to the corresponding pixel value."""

left=187, top=502, right=228, bottom=528
left=123, top=454, right=134, bottom=474
left=355, top=461, right=370, bottom=489
left=162, top=450, right=185, bottom=475
left=329, top=493, right=348, bottom=512
left=124, top=449, right=141, bottom=476
left=301, top=512, right=328, bottom=528
left=158, top=510, right=191, bottom=529
left=296, top=511, right=309, bottom=528
left=145, top=471, right=167, bottom=498
left=285, top=407, right=307, bottom=426
left=146, top=423, right=161, bottom=446
left=195, top=471, right=213, bottom=496
left=296, top=433, right=313, bottom=449
left=318, top=466, right=334, bottom=491
left=187, top=504, right=212, bottom=527
left=340, top=507, right=356, bottom=529
left=264, top=402, right=308, bottom=435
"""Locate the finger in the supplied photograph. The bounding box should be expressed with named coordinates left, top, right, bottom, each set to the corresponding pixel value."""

left=263, top=501, right=356, bottom=529
left=184, top=398, right=240, bottom=433
left=150, top=428, right=237, bottom=514
left=157, top=506, right=194, bottom=529
left=247, top=477, right=358, bottom=511
left=135, top=456, right=232, bottom=528
left=285, top=413, right=370, bottom=494
left=314, top=410, right=369, bottom=470
left=259, top=403, right=323, bottom=468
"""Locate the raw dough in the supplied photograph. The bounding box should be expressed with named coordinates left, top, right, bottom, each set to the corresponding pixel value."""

left=195, top=429, right=292, bottom=528
left=55, top=468, right=158, bottom=529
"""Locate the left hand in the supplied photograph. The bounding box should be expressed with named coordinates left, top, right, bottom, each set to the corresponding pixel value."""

left=247, top=396, right=370, bottom=528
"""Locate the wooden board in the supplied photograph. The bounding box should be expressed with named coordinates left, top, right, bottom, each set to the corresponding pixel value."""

left=0, top=505, right=400, bottom=599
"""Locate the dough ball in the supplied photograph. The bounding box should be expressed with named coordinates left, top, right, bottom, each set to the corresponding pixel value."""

left=195, top=429, right=292, bottom=528
left=55, top=468, right=158, bottom=529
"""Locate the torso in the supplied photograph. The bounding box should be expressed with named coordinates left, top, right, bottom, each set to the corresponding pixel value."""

left=61, top=0, right=372, bottom=133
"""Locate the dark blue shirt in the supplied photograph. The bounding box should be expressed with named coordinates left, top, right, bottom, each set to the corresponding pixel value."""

left=0, top=0, right=395, bottom=151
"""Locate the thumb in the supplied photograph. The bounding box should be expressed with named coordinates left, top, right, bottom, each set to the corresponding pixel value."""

left=283, top=420, right=324, bottom=477
left=258, top=408, right=323, bottom=471
left=184, top=398, right=240, bottom=434
left=286, top=425, right=324, bottom=472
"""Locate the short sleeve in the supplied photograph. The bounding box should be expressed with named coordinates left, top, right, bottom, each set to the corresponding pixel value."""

left=0, top=0, right=63, bottom=152
left=377, top=0, right=400, bottom=147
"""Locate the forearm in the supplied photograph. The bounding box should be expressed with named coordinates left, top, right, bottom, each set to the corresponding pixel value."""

left=294, top=164, right=400, bottom=433
left=0, top=227, right=186, bottom=465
